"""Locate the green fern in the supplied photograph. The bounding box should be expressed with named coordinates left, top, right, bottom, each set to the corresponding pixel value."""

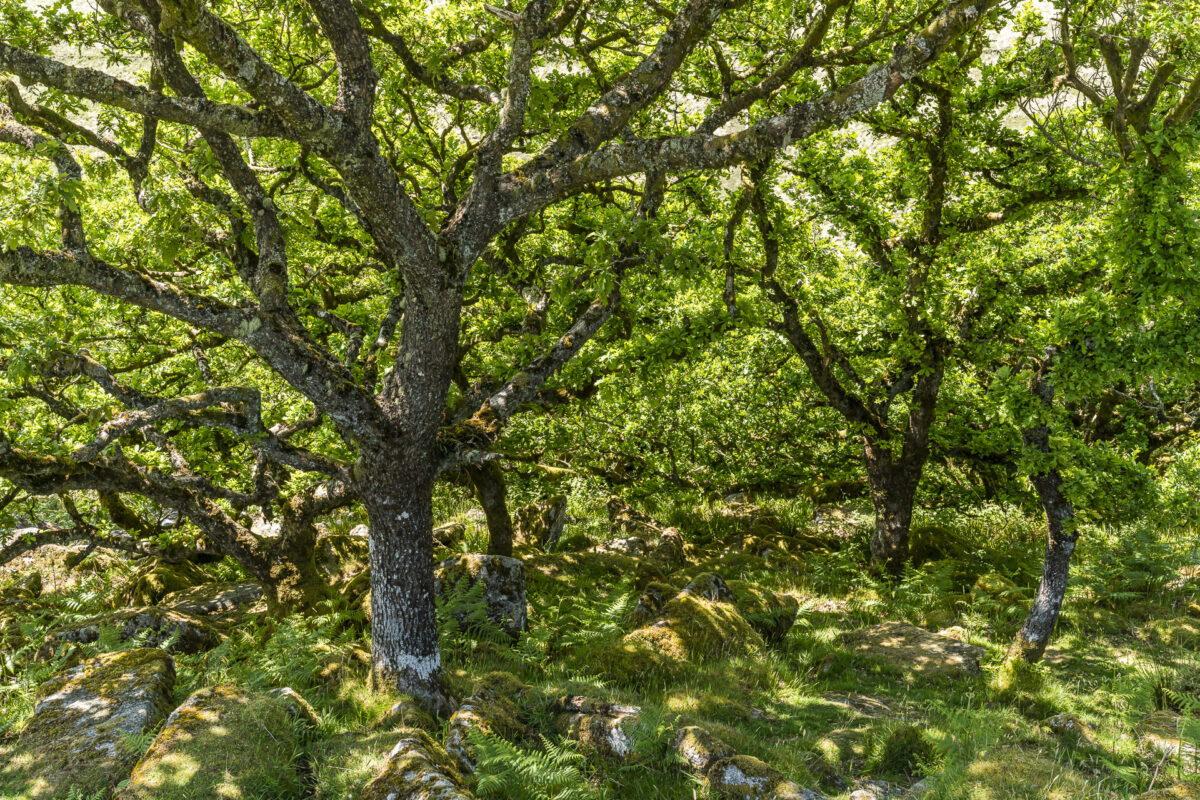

left=470, top=730, right=607, bottom=800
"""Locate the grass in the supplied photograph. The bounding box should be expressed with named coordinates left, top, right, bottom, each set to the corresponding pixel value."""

left=1, top=492, right=1198, bottom=799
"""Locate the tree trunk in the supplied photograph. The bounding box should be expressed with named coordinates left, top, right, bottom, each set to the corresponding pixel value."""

left=1007, top=471, right=1076, bottom=663
left=466, top=461, right=514, bottom=558
left=359, top=447, right=455, bottom=717
left=1008, top=381, right=1076, bottom=663
left=864, top=443, right=920, bottom=576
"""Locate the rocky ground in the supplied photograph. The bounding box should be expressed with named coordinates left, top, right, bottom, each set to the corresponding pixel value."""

left=1, top=495, right=1198, bottom=800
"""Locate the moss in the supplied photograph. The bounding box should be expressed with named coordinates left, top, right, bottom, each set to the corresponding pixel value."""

left=0, top=648, right=175, bottom=800
left=119, top=684, right=303, bottom=800
left=1, top=571, right=42, bottom=600
left=961, top=744, right=1093, bottom=799
left=594, top=593, right=762, bottom=683
left=120, top=559, right=209, bottom=606
left=473, top=670, right=529, bottom=697
left=674, top=725, right=736, bottom=774
left=629, top=581, right=678, bottom=627
left=705, top=754, right=809, bottom=799
left=971, top=572, right=1026, bottom=603
left=358, top=727, right=472, bottom=800
left=45, top=607, right=223, bottom=655
left=727, top=580, right=799, bottom=644
left=445, top=680, right=530, bottom=773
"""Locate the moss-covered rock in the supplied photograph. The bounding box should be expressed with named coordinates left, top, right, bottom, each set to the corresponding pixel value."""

left=961, top=744, right=1094, bottom=799
left=0, top=648, right=175, bottom=800
left=727, top=580, right=799, bottom=644
left=161, top=580, right=263, bottom=616
left=119, top=684, right=304, bottom=800
left=628, top=581, right=678, bottom=628
left=357, top=728, right=473, bottom=800
left=556, top=696, right=642, bottom=763
left=435, top=554, right=527, bottom=639
left=606, top=495, right=660, bottom=536
left=45, top=607, right=223, bottom=655
left=649, top=528, right=688, bottom=571
left=316, top=529, right=371, bottom=582
left=514, top=495, right=568, bottom=551
left=971, top=573, right=1027, bottom=605
left=706, top=754, right=824, bottom=799
left=119, top=559, right=210, bottom=607
left=445, top=673, right=530, bottom=773
left=681, top=572, right=737, bottom=603
left=840, top=621, right=984, bottom=680
left=673, top=725, right=737, bottom=774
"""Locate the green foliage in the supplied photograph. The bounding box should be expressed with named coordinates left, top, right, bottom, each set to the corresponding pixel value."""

left=470, top=731, right=608, bottom=800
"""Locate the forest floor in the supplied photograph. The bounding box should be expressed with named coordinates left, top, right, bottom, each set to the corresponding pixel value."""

left=1, top=494, right=1198, bottom=800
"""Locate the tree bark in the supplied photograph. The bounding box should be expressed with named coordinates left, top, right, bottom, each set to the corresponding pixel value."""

left=358, top=445, right=455, bottom=716
left=864, top=443, right=921, bottom=576
left=466, top=461, right=514, bottom=558
left=1007, top=465, right=1076, bottom=663
left=1009, top=359, right=1076, bottom=664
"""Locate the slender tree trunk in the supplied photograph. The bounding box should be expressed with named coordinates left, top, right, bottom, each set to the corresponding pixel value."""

left=1007, top=469, right=1076, bottom=663
left=1009, top=360, right=1076, bottom=663
left=863, top=443, right=920, bottom=576
left=359, top=445, right=454, bottom=715
left=466, top=461, right=513, bottom=557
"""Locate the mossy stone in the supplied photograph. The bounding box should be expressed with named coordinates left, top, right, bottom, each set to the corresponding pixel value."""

left=357, top=727, right=472, bottom=800
left=705, top=754, right=816, bottom=799
left=121, top=559, right=209, bottom=606
left=727, top=580, right=799, bottom=644
left=119, top=684, right=303, bottom=800
left=673, top=725, right=736, bottom=774
left=0, top=648, right=175, bottom=800
left=45, top=607, right=222, bottom=655
left=595, top=593, right=762, bottom=682
left=445, top=679, right=531, bottom=773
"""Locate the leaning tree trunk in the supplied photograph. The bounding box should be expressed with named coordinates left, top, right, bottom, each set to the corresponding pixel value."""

left=359, top=446, right=454, bottom=715
left=466, top=461, right=514, bottom=558
left=863, top=442, right=922, bottom=576
left=1008, top=363, right=1076, bottom=664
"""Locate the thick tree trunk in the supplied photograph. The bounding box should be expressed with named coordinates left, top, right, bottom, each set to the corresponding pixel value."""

left=466, top=461, right=513, bottom=557
left=864, top=444, right=920, bottom=576
left=359, top=448, right=455, bottom=716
